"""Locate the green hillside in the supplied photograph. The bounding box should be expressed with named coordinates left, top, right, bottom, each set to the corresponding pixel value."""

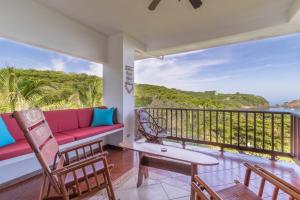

left=0, top=67, right=268, bottom=112
left=135, top=84, right=268, bottom=109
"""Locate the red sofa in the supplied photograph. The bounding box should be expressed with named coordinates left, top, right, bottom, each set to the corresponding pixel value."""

left=0, top=108, right=123, bottom=161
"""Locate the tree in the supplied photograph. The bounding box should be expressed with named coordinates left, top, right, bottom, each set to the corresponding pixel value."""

left=0, top=67, right=57, bottom=111
left=72, top=79, right=102, bottom=108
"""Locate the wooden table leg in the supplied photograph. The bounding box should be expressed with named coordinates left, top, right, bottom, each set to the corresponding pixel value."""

left=144, top=166, right=149, bottom=179
left=190, top=164, right=198, bottom=200
left=137, top=152, right=144, bottom=187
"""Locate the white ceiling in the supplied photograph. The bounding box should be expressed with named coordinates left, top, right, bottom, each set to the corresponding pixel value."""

left=36, top=0, right=299, bottom=57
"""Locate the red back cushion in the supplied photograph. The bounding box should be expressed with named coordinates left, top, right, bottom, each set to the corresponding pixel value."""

left=77, top=108, right=93, bottom=128
left=1, top=113, right=25, bottom=141
left=77, top=107, right=107, bottom=128
left=44, top=109, right=79, bottom=133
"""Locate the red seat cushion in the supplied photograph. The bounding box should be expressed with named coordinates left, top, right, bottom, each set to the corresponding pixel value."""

left=0, top=134, right=75, bottom=161
left=54, top=133, right=75, bottom=145
left=77, top=107, right=107, bottom=128
left=1, top=113, right=25, bottom=141
left=44, top=109, right=79, bottom=133
left=0, top=139, right=31, bottom=161
left=62, top=124, right=124, bottom=140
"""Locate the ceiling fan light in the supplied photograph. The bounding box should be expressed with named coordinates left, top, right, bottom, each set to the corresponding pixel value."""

left=189, top=0, right=202, bottom=9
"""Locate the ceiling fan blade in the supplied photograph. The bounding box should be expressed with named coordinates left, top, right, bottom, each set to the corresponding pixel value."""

left=148, top=0, right=161, bottom=11
left=189, top=0, right=202, bottom=9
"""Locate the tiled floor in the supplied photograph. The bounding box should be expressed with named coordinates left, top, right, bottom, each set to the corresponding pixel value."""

left=86, top=167, right=191, bottom=200
left=87, top=143, right=300, bottom=200
left=1, top=143, right=300, bottom=200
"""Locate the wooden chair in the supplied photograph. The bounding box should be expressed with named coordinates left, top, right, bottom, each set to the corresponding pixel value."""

left=192, top=162, right=300, bottom=200
left=136, top=109, right=167, bottom=143
left=14, top=108, right=116, bottom=200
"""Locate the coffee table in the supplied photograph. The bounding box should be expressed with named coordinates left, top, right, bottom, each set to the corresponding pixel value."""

left=119, top=141, right=219, bottom=200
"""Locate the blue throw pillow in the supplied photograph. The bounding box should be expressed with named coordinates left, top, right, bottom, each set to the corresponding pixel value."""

left=91, top=108, right=114, bottom=127
left=0, top=116, right=15, bottom=147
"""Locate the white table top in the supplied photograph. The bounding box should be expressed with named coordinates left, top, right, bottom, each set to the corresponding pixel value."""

left=119, top=141, right=219, bottom=166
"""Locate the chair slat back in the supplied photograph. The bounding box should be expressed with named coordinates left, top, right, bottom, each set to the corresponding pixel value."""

left=14, top=109, right=60, bottom=172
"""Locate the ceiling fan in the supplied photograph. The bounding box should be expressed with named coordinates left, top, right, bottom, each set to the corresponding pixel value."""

left=148, top=0, right=203, bottom=11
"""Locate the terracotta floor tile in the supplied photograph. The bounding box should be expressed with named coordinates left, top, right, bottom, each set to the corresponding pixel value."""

left=1, top=145, right=299, bottom=200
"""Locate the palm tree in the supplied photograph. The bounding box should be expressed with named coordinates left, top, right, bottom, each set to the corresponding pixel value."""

left=72, top=79, right=102, bottom=108
left=0, top=67, right=57, bottom=111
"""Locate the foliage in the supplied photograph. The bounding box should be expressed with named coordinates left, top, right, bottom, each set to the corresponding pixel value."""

left=0, top=67, right=268, bottom=113
left=0, top=67, right=102, bottom=112
left=135, top=84, right=269, bottom=109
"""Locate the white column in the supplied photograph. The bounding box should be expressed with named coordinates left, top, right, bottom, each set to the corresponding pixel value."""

left=103, top=33, right=135, bottom=145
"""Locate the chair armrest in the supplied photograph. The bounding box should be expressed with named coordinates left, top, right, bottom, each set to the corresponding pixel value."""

left=52, top=153, right=108, bottom=176
left=193, top=175, right=223, bottom=200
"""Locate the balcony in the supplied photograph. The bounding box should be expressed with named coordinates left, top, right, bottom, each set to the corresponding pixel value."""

left=1, top=108, right=299, bottom=200
left=1, top=1, right=300, bottom=199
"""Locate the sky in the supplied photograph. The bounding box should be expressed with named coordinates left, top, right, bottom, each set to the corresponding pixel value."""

left=0, top=33, right=300, bottom=105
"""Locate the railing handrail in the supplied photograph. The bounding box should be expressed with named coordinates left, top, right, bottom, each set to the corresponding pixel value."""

left=137, top=107, right=293, bottom=115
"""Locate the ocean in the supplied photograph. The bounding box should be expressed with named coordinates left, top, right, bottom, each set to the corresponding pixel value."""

left=256, top=107, right=300, bottom=115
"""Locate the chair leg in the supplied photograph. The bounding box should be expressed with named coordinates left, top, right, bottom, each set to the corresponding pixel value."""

left=46, top=180, right=52, bottom=198
left=104, top=173, right=114, bottom=200
left=190, top=164, right=198, bottom=200
left=39, top=173, right=47, bottom=200
left=103, top=159, right=116, bottom=200
left=58, top=175, right=69, bottom=200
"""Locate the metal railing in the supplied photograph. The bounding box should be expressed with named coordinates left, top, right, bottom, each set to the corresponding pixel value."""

left=137, top=107, right=300, bottom=159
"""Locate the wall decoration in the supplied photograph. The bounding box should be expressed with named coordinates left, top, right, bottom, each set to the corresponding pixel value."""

left=125, top=65, right=134, bottom=94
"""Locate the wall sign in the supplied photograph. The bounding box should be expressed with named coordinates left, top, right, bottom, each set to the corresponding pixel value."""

left=125, top=65, right=134, bottom=94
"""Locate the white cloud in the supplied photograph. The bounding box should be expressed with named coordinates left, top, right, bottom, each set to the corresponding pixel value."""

left=82, top=62, right=103, bottom=77
left=135, top=57, right=230, bottom=91
left=51, top=59, right=65, bottom=71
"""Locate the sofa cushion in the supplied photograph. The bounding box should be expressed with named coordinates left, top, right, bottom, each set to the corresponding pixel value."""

left=77, top=108, right=93, bottom=128
left=91, top=108, right=114, bottom=127
left=0, top=139, right=31, bottom=161
left=0, top=116, right=16, bottom=147
left=62, top=124, right=124, bottom=140
left=44, top=109, right=79, bottom=133
left=1, top=113, right=25, bottom=141
left=54, top=133, right=75, bottom=145
left=77, top=107, right=107, bottom=128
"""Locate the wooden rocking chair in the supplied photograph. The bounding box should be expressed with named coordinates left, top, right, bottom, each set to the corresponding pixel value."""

left=14, top=108, right=116, bottom=200
left=192, top=162, right=300, bottom=200
left=136, top=109, right=168, bottom=144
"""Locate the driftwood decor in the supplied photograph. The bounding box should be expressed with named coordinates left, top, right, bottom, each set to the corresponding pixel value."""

left=125, top=65, right=134, bottom=94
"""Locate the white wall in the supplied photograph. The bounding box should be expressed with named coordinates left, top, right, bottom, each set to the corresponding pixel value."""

left=103, top=34, right=136, bottom=145
left=0, top=0, right=107, bottom=63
